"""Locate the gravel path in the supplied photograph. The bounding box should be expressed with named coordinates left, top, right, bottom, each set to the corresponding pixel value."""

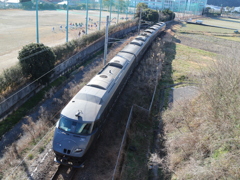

left=170, top=85, right=199, bottom=105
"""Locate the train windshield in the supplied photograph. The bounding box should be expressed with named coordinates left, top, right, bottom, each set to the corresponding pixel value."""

left=58, top=116, right=92, bottom=135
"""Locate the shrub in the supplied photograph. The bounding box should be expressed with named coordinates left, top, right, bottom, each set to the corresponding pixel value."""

left=18, top=43, right=56, bottom=84
left=28, top=153, right=34, bottom=160
left=159, top=9, right=175, bottom=21
left=20, top=0, right=33, bottom=10
left=38, top=147, right=44, bottom=153
left=3, top=64, right=23, bottom=87
left=0, top=64, right=24, bottom=94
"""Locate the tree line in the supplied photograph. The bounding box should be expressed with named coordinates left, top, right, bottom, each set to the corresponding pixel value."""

left=207, top=0, right=240, bottom=7
left=19, top=0, right=131, bottom=11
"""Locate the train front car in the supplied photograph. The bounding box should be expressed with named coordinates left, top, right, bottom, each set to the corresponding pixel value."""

left=52, top=56, right=134, bottom=167
left=52, top=86, right=103, bottom=167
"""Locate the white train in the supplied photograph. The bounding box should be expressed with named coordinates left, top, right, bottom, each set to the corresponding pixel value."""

left=52, top=22, right=166, bottom=167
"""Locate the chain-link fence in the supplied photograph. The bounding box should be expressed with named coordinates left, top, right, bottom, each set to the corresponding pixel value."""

left=0, top=0, right=206, bottom=73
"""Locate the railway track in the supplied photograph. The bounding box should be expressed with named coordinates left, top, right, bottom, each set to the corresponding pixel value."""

left=51, top=165, right=78, bottom=180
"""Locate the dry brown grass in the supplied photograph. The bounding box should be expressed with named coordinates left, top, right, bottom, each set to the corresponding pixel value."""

left=161, top=51, right=240, bottom=179
left=117, top=36, right=166, bottom=180
left=0, top=111, right=52, bottom=179
left=120, top=107, right=150, bottom=180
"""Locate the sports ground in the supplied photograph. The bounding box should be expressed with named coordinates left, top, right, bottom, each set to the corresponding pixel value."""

left=0, top=9, right=132, bottom=73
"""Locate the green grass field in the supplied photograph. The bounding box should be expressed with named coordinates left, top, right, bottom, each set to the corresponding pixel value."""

left=173, top=43, right=216, bottom=84
left=203, top=17, right=240, bottom=29
left=180, top=23, right=235, bottom=34
left=181, top=16, right=240, bottom=35
left=215, top=35, right=240, bottom=42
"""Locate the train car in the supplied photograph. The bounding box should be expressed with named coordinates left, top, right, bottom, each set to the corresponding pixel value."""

left=52, top=22, right=166, bottom=167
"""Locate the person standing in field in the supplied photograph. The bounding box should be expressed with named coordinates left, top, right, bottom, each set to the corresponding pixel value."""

left=59, top=25, right=63, bottom=31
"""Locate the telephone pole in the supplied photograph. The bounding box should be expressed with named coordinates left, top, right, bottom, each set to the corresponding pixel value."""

left=103, top=16, right=109, bottom=66
left=36, top=0, right=39, bottom=43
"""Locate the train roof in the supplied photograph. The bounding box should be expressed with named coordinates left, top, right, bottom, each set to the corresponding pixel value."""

left=144, top=29, right=155, bottom=34
left=88, top=74, right=114, bottom=90
left=149, top=26, right=159, bottom=30
left=109, top=56, right=128, bottom=68
left=60, top=22, right=163, bottom=123
left=61, top=86, right=103, bottom=122
left=140, top=32, right=152, bottom=37
left=117, top=51, right=135, bottom=61
left=120, top=43, right=142, bottom=56
left=61, top=61, right=126, bottom=122
left=130, top=39, right=144, bottom=46
left=135, top=35, right=148, bottom=42
left=156, top=22, right=165, bottom=26
left=153, top=24, right=161, bottom=27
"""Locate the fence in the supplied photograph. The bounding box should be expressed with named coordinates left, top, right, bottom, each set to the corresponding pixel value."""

left=112, top=61, right=162, bottom=179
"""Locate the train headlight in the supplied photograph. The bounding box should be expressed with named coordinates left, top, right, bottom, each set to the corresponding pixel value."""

left=75, top=148, right=83, bottom=153
left=57, top=143, right=62, bottom=147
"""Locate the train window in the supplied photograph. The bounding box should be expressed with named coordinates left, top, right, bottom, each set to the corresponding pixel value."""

left=59, top=116, right=72, bottom=132
left=87, top=84, right=106, bottom=90
left=75, top=123, right=91, bottom=135
left=59, top=116, right=91, bottom=135
left=76, top=93, right=103, bottom=104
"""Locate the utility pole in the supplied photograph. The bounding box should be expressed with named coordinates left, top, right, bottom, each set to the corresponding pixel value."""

left=138, top=9, right=142, bottom=34
left=133, top=0, right=136, bottom=16
left=117, top=0, right=120, bottom=24
left=178, top=0, right=180, bottom=13
left=36, top=0, right=39, bottom=43
left=183, top=0, right=187, bottom=19
left=126, top=3, right=128, bottom=20
left=103, top=16, right=109, bottom=66
left=86, top=0, right=89, bottom=34
left=110, top=0, right=112, bottom=25
left=220, top=4, right=223, bottom=16
left=187, top=0, right=191, bottom=15
left=66, top=0, right=69, bottom=42
left=99, top=0, right=102, bottom=30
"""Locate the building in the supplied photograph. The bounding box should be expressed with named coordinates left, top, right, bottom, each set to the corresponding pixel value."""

left=130, top=0, right=207, bottom=15
left=0, top=0, right=21, bottom=8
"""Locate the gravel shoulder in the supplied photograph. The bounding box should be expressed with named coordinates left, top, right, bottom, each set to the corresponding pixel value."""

left=169, top=85, right=199, bottom=107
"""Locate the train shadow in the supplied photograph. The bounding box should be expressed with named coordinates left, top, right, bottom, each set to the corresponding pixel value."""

left=156, top=22, right=178, bottom=180
left=162, top=21, right=179, bottom=104
left=59, top=166, right=76, bottom=180
left=9, top=143, right=34, bottom=180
